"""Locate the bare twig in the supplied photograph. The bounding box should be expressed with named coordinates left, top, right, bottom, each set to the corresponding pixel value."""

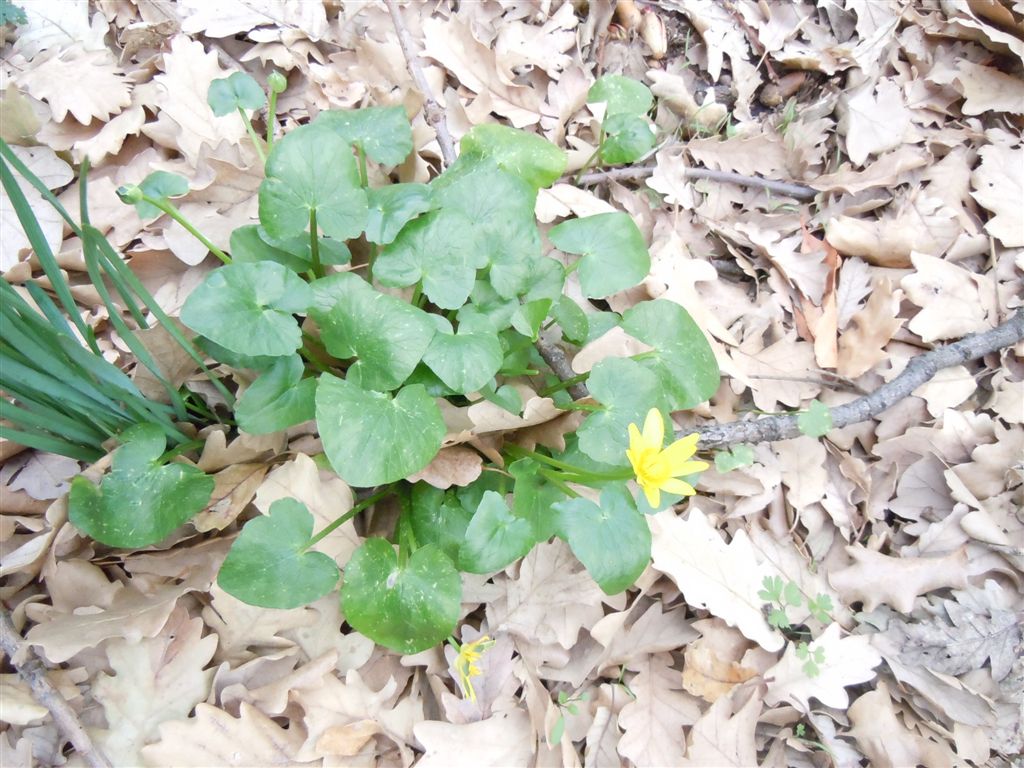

left=574, top=164, right=817, bottom=200
left=385, top=0, right=457, bottom=166
left=0, top=609, right=112, bottom=768
left=536, top=339, right=589, bottom=400
left=696, top=308, right=1024, bottom=450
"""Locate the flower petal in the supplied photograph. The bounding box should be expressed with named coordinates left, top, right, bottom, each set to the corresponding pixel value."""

left=659, top=432, right=700, bottom=468
left=660, top=478, right=697, bottom=496
left=641, top=408, right=664, bottom=448
left=641, top=480, right=661, bottom=508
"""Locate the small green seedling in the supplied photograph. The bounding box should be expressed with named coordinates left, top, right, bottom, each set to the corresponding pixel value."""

left=550, top=690, right=588, bottom=746
left=797, top=399, right=832, bottom=437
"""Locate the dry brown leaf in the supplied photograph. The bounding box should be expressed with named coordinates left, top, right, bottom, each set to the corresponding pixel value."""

left=837, top=277, right=903, bottom=378
left=618, top=653, right=702, bottom=768
left=811, top=145, right=930, bottom=194
left=902, top=252, right=995, bottom=341
left=0, top=452, right=78, bottom=500
left=848, top=681, right=959, bottom=768
left=764, top=623, right=882, bottom=711
left=0, top=146, right=73, bottom=271
left=176, top=0, right=329, bottom=40
left=93, top=606, right=216, bottom=765
left=932, top=60, right=1024, bottom=116
left=406, top=445, right=483, bottom=489
left=415, top=708, right=534, bottom=768
left=681, top=687, right=762, bottom=767
left=774, top=436, right=828, bottom=511
left=15, top=45, right=131, bottom=124
left=841, top=78, right=914, bottom=166
left=970, top=139, right=1024, bottom=247
left=681, top=632, right=758, bottom=704
left=140, top=701, right=304, bottom=766
left=486, top=540, right=613, bottom=649
left=829, top=546, right=970, bottom=613
left=736, top=332, right=819, bottom=412
left=649, top=509, right=784, bottom=652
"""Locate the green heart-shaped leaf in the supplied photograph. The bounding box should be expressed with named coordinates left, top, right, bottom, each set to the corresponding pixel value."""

left=127, top=171, right=189, bottom=219
left=459, top=491, right=536, bottom=573
left=180, top=261, right=311, bottom=357
left=340, top=538, right=461, bottom=654
left=460, top=124, right=567, bottom=189
left=600, top=113, right=656, bottom=165
left=259, top=124, right=368, bottom=241
left=316, top=374, right=444, bottom=487
left=588, top=75, right=653, bottom=117
left=374, top=209, right=486, bottom=310
left=551, top=296, right=588, bottom=345
left=577, top=357, right=667, bottom=466
left=315, top=106, right=414, bottom=165
left=548, top=212, right=650, bottom=299
left=208, top=71, right=266, bottom=116
left=554, top=485, right=651, bottom=594
left=310, top=272, right=435, bottom=391
left=410, top=484, right=473, bottom=563
left=217, top=498, right=339, bottom=608
left=509, top=459, right=564, bottom=541
left=365, top=184, right=435, bottom=245
left=69, top=425, right=213, bottom=548
left=231, top=225, right=351, bottom=271
left=715, top=444, right=755, bottom=473
left=621, top=299, right=720, bottom=409
left=422, top=319, right=502, bottom=394
left=235, top=354, right=316, bottom=435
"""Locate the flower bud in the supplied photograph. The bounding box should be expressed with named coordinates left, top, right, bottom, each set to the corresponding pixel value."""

left=116, top=184, right=144, bottom=205
left=267, top=70, right=287, bottom=94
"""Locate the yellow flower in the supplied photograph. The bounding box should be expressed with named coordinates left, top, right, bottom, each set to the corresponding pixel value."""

left=452, top=635, right=495, bottom=703
left=626, top=408, right=708, bottom=508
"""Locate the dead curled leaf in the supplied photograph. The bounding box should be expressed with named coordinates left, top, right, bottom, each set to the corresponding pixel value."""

left=828, top=546, right=970, bottom=613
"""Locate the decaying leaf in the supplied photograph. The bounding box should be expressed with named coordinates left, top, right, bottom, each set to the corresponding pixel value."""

left=829, top=546, right=970, bottom=613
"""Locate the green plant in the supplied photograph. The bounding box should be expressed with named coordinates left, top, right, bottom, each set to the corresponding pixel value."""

left=759, top=575, right=835, bottom=677
left=0, top=142, right=227, bottom=461
left=576, top=74, right=658, bottom=180
left=550, top=689, right=588, bottom=745
left=7, top=73, right=723, bottom=654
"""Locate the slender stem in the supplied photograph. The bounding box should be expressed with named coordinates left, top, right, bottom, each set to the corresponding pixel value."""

left=356, top=143, right=368, bottom=188
left=573, top=129, right=605, bottom=184
left=237, top=106, right=267, bottom=165
left=304, top=486, right=394, bottom=550
left=538, top=468, right=579, bottom=498
left=147, top=197, right=231, bottom=264
left=309, top=209, right=323, bottom=279
left=540, top=371, right=591, bottom=397
left=367, top=242, right=378, bottom=275
left=266, top=92, right=278, bottom=152
left=410, top=282, right=422, bottom=308
left=160, top=438, right=205, bottom=463
left=504, top=445, right=584, bottom=473
left=561, top=402, right=602, bottom=412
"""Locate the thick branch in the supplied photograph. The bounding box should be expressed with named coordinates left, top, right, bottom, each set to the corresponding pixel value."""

left=574, top=165, right=817, bottom=200
left=536, top=338, right=589, bottom=400
left=696, top=308, right=1024, bottom=450
left=385, top=0, right=457, bottom=167
left=0, top=609, right=111, bottom=768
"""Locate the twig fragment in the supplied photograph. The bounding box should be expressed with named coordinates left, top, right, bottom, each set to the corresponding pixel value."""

left=0, top=609, right=112, bottom=768
left=385, top=0, right=457, bottom=167
left=696, top=308, right=1024, bottom=450
left=574, top=164, right=817, bottom=200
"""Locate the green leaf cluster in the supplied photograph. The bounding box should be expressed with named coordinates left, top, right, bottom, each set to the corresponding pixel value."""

left=588, top=75, right=657, bottom=165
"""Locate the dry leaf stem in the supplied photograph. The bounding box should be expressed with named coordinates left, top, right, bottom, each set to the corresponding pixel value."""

left=575, top=164, right=817, bottom=200
left=0, top=609, right=112, bottom=768
left=698, top=307, right=1024, bottom=449
left=385, top=0, right=457, bottom=166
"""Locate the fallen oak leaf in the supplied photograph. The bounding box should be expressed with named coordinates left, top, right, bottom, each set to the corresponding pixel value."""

left=828, top=546, right=969, bottom=613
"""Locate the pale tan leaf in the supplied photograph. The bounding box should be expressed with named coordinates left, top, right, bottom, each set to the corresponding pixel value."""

left=93, top=607, right=217, bottom=765
left=681, top=688, right=762, bottom=766
left=0, top=146, right=73, bottom=271
left=933, top=60, right=1024, bottom=116
left=837, top=278, right=903, bottom=378
left=970, top=140, right=1024, bottom=247
left=486, top=540, right=612, bottom=649
left=406, top=445, right=483, bottom=489
left=811, top=145, right=930, bottom=194
left=618, top=653, right=702, bottom=768
left=0, top=676, right=48, bottom=725
left=201, top=584, right=318, bottom=665
left=649, top=509, right=784, bottom=651
left=738, top=332, right=819, bottom=413
left=414, top=709, right=534, bottom=768
left=902, top=253, right=994, bottom=341
left=140, top=702, right=303, bottom=766
left=764, top=623, right=882, bottom=711
left=176, top=0, right=328, bottom=40
left=12, top=0, right=108, bottom=59
left=828, top=546, right=969, bottom=613
left=774, top=437, right=828, bottom=511
left=26, top=583, right=189, bottom=663
left=15, top=46, right=131, bottom=124
left=681, top=639, right=758, bottom=704
left=841, top=78, right=913, bottom=166
left=848, top=681, right=959, bottom=768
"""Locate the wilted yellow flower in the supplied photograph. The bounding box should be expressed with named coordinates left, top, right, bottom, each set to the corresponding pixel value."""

left=452, top=635, right=495, bottom=703
left=626, top=408, right=708, bottom=508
